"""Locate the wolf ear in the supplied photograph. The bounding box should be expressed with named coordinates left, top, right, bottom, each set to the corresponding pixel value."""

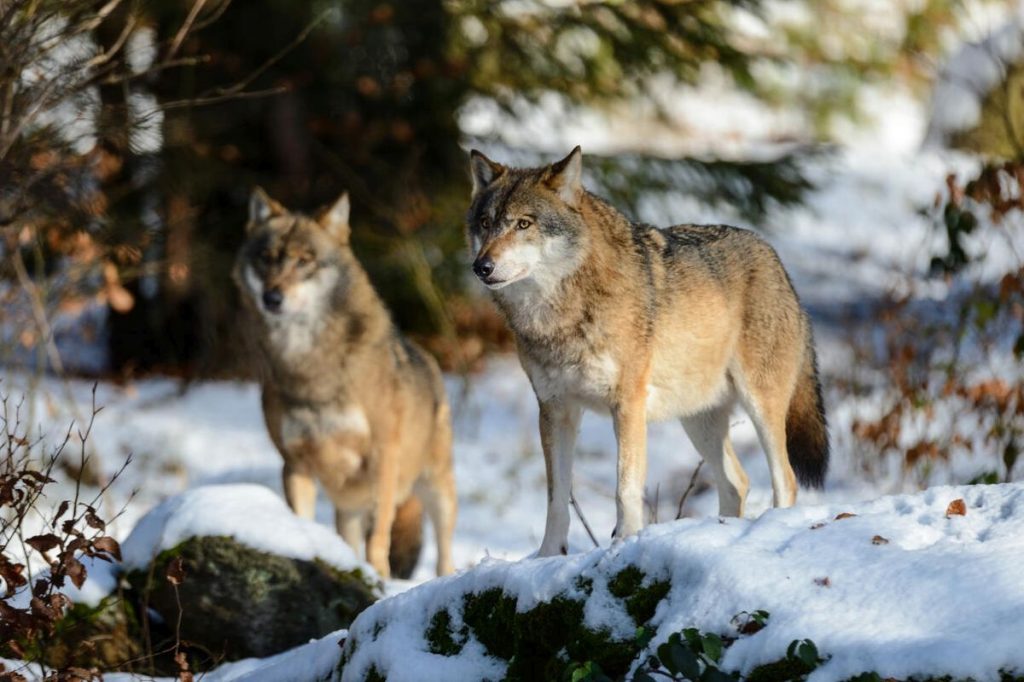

left=469, top=150, right=505, bottom=195
left=319, top=192, right=351, bottom=243
left=248, top=187, right=283, bottom=229
left=545, top=146, right=583, bottom=207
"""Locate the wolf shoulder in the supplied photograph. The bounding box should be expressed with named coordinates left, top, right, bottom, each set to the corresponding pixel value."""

left=638, top=222, right=786, bottom=278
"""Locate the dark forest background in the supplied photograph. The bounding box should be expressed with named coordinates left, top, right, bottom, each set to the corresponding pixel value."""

left=0, top=0, right=1015, bottom=379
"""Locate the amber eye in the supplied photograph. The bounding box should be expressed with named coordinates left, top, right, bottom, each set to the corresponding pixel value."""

left=480, top=217, right=491, bottom=229
left=517, top=218, right=531, bottom=230
left=297, top=252, right=314, bottom=266
left=260, top=249, right=274, bottom=265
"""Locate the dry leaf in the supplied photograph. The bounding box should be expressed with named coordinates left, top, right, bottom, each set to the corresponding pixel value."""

left=92, top=536, right=122, bottom=561
left=946, top=499, right=967, bottom=517
left=871, top=535, right=889, bottom=545
left=809, top=522, right=826, bottom=530
left=25, top=534, right=61, bottom=555
left=834, top=512, right=857, bottom=521
left=814, top=577, right=831, bottom=587
left=166, top=556, right=186, bottom=586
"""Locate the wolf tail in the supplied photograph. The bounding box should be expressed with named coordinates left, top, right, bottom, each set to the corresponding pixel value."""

left=786, top=333, right=829, bottom=488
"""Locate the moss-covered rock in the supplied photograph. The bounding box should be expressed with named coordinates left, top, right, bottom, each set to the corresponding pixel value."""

left=19, top=596, right=144, bottom=672
left=127, top=535, right=377, bottom=663
left=411, top=568, right=669, bottom=682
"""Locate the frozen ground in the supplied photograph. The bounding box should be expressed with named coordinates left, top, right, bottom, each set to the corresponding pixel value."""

left=344, top=482, right=1024, bottom=682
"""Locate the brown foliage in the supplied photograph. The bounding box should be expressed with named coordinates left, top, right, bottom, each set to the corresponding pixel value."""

left=0, top=389, right=129, bottom=680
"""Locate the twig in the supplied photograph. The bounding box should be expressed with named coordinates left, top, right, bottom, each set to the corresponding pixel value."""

left=167, top=0, right=209, bottom=61
left=570, top=489, right=599, bottom=548
left=675, top=460, right=704, bottom=520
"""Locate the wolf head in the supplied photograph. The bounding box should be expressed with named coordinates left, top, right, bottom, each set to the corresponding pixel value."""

left=465, top=147, right=588, bottom=293
left=235, top=188, right=352, bottom=319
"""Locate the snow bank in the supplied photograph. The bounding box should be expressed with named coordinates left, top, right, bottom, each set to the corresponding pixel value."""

left=200, top=629, right=348, bottom=682
left=342, top=483, right=1024, bottom=682
left=120, top=483, right=374, bottom=578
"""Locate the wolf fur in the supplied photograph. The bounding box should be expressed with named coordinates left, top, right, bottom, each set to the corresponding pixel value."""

left=465, top=147, right=827, bottom=556
left=235, top=188, right=456, bottom=577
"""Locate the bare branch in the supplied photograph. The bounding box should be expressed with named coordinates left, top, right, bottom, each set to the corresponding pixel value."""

left=167, top=0, right=209, bottom=61
left=675, top=460, right=704, bottom=520
left=570, top=489, right=600, bottom=548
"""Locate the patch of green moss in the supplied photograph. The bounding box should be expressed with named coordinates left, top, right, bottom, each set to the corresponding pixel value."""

left=452, top=587, right=643, bottom=682
left=607, top=566, right=644, bottom=597
left=461, top=588, right=517, bottom=660
left=747, top=656, right=815, bottom=682
left=5, top=594, right=145, bottom=671
left=426, top=609, right=464, bottom=656
left=566, top=626, right=642, bottom=679
left=607, top=566, right=671, bottom=625
left=573, top=575, right=595, bottom=595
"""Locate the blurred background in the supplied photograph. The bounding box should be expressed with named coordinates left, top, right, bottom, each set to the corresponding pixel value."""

left=2, top=0, right=1024, bottom=564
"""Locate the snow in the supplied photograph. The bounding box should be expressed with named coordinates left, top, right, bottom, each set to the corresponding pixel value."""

left=120, top=483, right=374, bottom=578
left=199, top=629, right=349, bottom=682
left=343, top=483, right=1024, bottom=682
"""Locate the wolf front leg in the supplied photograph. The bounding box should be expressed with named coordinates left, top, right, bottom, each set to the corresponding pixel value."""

left=612, top=389, right=648, bottom=540
left=283, top=461, right=317, bottom=520
left=537, top=399, right=582, bottom=556
left=366, top=443, right=398, bottom=579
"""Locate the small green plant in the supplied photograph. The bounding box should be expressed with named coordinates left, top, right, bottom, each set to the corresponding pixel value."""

left=565, top=660, right=614, bottom=682
left=731, top=610, right=771, bottom=635
left=748, top=638, right=825, bottom=682
left=633, top=628, right=736, bottom=682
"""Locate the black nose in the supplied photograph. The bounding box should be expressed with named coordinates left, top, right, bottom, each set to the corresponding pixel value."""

left=473, top=257, right=495, bottom=279
left=262, top=288, right=283, bottom=312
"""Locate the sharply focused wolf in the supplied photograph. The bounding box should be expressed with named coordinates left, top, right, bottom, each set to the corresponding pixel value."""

left=235, top=188, right=456, bottom=577
left=465, top=147, right=828, bottom=556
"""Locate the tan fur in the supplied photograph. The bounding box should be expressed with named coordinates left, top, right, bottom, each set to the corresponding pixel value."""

left=236, top=188, right=456, bottom=577
left=465, top=148, right=828, bottom=555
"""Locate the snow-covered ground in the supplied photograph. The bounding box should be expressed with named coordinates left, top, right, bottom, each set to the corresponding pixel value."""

left=344, top=482, right=1024, bottom=682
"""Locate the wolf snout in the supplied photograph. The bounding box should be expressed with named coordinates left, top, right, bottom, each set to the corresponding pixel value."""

left=262, top=288, right=284, bottom=313
left=472, top=256, right=495, bottom=280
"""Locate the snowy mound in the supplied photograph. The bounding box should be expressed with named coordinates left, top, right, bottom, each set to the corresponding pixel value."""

left=121, top=483, right=372, bottom=576
left=341, top=483, right=1024, bottom=682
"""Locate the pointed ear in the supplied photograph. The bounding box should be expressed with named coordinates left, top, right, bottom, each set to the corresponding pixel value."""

left=248, top=187, right=283, bottom=229
left=469, top=149, right=505, bottom=195
left=545, top=146, right=583, bottom=206
left=319, top=192, right=351, bottom=242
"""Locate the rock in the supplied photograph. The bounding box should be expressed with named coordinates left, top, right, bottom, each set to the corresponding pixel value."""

left=127, top=535, right=377, bottom=662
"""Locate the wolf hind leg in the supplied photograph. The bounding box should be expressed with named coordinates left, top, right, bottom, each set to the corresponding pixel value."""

left=417, top=467, right=456, bottom=576
left=735, top=376, right=798, bottom=508
left=283, top=462, right=317, bottom=520
left=681, top=402, right=748, bottom=517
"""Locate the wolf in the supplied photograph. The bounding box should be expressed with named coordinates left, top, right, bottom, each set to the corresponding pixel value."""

left=235, top=188, right=456, bottom=578
left=464, top=147, right=828, bottom=556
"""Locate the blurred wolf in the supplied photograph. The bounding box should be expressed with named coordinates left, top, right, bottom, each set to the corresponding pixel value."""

left=234, top=188, right=456, bottom=578
left=465, top=147, right=827, bottom=556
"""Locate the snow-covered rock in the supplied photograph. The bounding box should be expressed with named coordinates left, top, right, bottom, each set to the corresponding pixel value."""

left=118, top=484, right=380, bottom=663
left=121, top=483, right=374, bottom=576
left=341, top=483, right=1024, bottom=682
